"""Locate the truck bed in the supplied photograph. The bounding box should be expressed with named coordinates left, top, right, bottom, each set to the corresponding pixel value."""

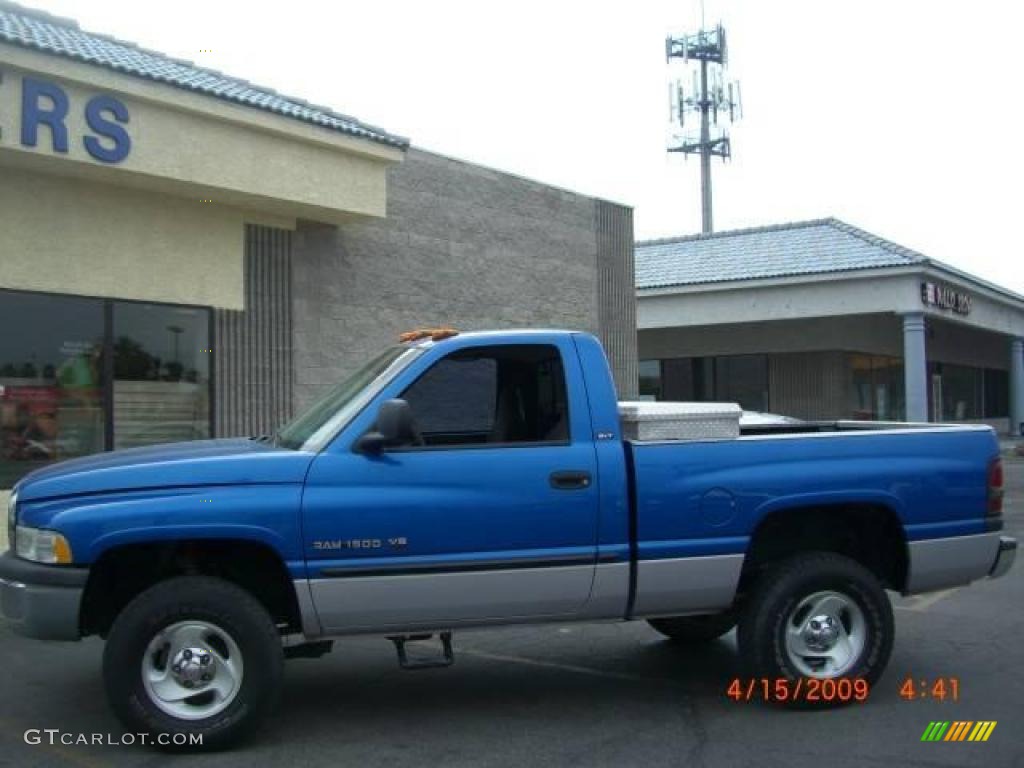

left=627, top=423, right=995, bottom=545
left=624, top=423, right=999, bottom=616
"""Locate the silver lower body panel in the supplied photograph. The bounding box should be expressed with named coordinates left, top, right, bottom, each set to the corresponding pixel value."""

left=904, top=532, right=1005, bottom=594
left=631, top=554, right=743, bottom=618
left=576, top=561, right=631, bottom=619
left=305, top=564, right=595, bottom=634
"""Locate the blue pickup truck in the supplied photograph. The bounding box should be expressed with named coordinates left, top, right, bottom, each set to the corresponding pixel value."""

left=1, top=329, right=1016, bottom=747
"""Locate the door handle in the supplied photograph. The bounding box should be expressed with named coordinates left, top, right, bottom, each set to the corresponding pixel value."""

left=549, top=470, right=592, bottom=490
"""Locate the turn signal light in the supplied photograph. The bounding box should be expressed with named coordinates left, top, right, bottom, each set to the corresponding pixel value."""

left=53, top=534, right=73, bottom=564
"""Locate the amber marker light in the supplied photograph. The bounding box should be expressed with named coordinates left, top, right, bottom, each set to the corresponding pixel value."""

left=399, top=327, right=460, bottom=343
left=52, top=534, right=73, bottom=564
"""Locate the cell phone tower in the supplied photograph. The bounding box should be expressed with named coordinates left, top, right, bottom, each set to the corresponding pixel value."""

left=665, top=23, right=741, bottom=233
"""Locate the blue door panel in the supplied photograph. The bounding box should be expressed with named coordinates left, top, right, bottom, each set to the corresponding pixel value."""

left=301, top=336, right=602, bottom=630
left=303, top=443, right=600, bottom=571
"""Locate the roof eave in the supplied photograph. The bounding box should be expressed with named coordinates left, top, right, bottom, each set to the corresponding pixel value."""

left=636, top=264, right=925, bottom=296
left=0, top=41, right=406, bottom=163
left=0, top=4, right=409, bottom=151
left=638, top=261, right=1024, bottom=313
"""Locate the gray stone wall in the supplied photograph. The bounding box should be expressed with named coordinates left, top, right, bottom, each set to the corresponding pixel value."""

left=292, top=149, right=635, bottom=410
left=214, top=225, right=294, bottom=436
left=595, top=200, right=638, bottom=398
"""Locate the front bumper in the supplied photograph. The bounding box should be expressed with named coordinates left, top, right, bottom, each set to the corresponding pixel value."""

left=989, top=536, right=1017, bottom=580
left=0, top=551, right=88, bottom=641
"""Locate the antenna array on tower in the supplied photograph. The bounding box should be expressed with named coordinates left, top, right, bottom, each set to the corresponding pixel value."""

left=664, top=23, right=741, bottom=233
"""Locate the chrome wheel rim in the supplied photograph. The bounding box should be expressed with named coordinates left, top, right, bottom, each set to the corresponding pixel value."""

left=783, top=590, right=866, bottom=678
left=141, top=620, right=244, bottom=720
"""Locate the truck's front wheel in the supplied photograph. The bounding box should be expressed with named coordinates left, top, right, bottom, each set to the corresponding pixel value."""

left=103, top=576, right=283, bottom=749
left=737, top=552, right=893, bottom=706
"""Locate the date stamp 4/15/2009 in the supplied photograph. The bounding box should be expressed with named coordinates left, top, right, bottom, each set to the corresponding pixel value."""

left=725, top=677, right=870, bottom=704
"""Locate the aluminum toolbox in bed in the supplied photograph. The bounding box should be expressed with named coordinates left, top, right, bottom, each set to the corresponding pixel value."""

left=618, top=401, right=742, bottom=441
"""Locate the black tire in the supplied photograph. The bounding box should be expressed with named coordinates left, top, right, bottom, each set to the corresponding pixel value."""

left=737, top=552, right=893, bottom=708
left=103, top=576, right=284, bottom=750
left=648, top=611, right=737, bottom=643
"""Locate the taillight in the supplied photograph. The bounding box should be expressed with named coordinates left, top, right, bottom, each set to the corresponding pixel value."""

left=988, top=458, right=1004, bottom=517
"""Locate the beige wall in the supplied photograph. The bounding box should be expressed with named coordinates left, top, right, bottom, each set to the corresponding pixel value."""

left=0, top=46, right=401, bottom=223
left=0, top=45, right=405, bottom=309
left=0, top=167, right=247, bottom=308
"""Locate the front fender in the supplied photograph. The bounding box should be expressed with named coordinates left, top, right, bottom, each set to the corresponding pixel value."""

left=18, top=484, right=306, bottom=576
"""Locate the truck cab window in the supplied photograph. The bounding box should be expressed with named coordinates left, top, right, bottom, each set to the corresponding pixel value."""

left=402, top=345, right=569, bottom=447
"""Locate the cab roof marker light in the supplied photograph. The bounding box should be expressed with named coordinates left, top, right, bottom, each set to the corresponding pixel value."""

left=398, top=328, right=460, bottom=343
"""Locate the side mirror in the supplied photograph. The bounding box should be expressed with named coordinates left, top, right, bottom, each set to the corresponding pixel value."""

left=355, top=431, right=387, bottom=455
left=357, top=399, right=419, bottom=454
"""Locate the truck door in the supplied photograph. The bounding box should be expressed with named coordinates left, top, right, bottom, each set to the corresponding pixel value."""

left=302, top=341, right=600, bottom=633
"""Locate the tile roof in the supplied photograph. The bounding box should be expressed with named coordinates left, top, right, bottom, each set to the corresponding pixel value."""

left=636, top=218, right=929, bottom=289
left=0, top=1, right=408, bottom=149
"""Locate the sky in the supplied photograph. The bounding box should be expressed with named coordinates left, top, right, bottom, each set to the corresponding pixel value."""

left=24, top=0, right=1024, bottom=293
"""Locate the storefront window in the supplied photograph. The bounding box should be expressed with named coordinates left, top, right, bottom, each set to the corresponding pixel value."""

left=849, top=354, right=905, bottom=421
left=930, top=362, right=983, bottom=421
left=850, top=354, right=872, bottom=419
left=644, top=355, right=768, bottom=411
left=983, top=369, right=1009, bottom=418
left=0, top=290, right=212, bottom=486
left=638, top=360, right=662, bottom=401
left=714, top=355, right=769, bottom=412
left=113, top=302, right=211, bottom=449
left=663, top=358, right=705, bottom=401
left=0, top=292, right=105, bottom=487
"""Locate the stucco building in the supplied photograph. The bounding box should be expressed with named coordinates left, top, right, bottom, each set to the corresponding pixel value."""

left=0, top=2, right=636, bottom=488
left=637, top=218, right=1024, bottom=435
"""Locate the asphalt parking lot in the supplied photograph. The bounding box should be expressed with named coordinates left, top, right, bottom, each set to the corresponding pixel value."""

left=0, top=462, right=1021, bottom=768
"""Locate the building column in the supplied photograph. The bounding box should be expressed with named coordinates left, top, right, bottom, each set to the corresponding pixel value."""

left=1011, top=337, right=1024, bottom=437
left=903, top=313, right=929, bottom=423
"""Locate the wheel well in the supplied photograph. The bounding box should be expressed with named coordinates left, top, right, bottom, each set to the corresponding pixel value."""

left=739, top=504, right=908, bottom=594
left=80, top=539, right=302, bottom=638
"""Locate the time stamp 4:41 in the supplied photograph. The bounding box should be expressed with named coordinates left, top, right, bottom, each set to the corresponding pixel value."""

left=900, top=677, right=960, bottom=702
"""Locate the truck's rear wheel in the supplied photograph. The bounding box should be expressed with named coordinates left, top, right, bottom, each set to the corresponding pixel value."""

left=103, top=576, right=283, bottom=749
left=737, top=552, right=893, bottom=707
left=647, top=611, right=736, bottom=643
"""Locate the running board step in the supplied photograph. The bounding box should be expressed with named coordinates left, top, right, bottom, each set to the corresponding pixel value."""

left=387, top=632, right=454, bottom=670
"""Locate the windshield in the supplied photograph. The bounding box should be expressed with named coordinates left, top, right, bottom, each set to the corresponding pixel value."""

left=276, top=346, right=422, bottom=451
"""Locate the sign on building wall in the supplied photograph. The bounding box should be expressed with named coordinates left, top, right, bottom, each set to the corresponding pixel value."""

left=921, top=281, right=971, bottom=315
left=1, top=75, right=131, bottom=163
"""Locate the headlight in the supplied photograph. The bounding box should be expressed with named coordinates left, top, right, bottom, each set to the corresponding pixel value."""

left=15, top=526, right=73, bottom=564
